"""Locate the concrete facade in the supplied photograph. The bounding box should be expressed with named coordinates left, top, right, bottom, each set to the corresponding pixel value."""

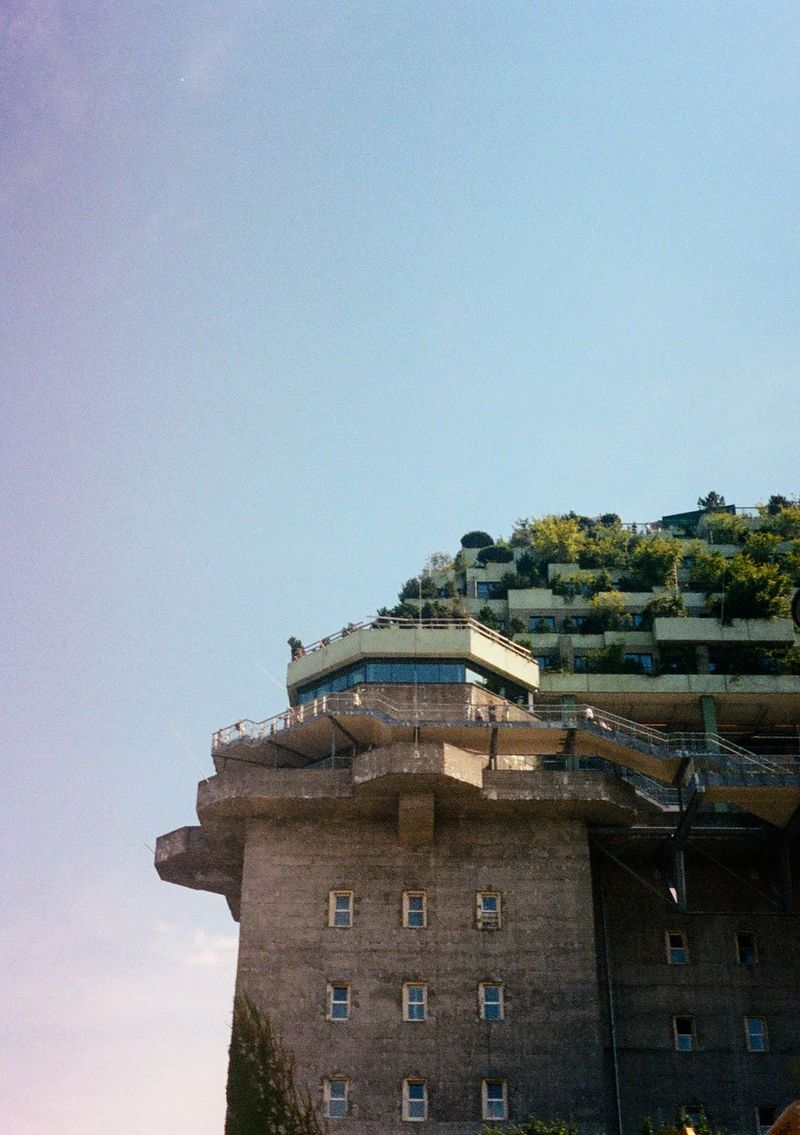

left=236, top=808, right=605, bottom=1132
left=157, top=514, right=800, bottom=1135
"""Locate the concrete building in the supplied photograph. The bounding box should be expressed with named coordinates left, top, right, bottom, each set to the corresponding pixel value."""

left=157, top=508, right=800, bottom=1134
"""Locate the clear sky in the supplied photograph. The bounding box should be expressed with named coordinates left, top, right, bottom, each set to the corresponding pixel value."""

left=2, top=2, right=798, bottom=1131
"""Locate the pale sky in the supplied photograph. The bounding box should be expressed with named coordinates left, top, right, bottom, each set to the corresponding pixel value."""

left=2, top=3, right=799, bottom=1132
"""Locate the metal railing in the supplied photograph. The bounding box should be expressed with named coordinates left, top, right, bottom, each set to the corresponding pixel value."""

left=212, top=692, right=795, bottom=781
left=293, top=615, right=536, bottom=663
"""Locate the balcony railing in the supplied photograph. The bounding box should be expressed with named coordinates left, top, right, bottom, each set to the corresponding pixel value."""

left=293, top=615, right=536, bottom=663
left=212, top=690, right=795, bottom=780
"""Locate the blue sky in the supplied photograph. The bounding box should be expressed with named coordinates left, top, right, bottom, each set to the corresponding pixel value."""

left=2, top=3, right=799, bottom=1131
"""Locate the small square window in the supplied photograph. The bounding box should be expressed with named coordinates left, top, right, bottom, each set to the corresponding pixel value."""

left=736, top=932, right=758, bottom=965
left=745, top=1016, right=768, bottom=1052
left=479, top=983, right=505, bottom=1021
left=403, top=983, right=427, bottom=1022
left=403, top=891, right=427, bottom=929
left=327, top=983, right=350, bottom=1021
left=324, top=1078, right=348, bottom=1119
left=666, top=931, right=688, bottom=965
left=756, top=1106, right=777, bottom=1135
left=477, top=892, right=502, bottom=930
left=329, top=890, right=353, bottom=928
left=673, top=1015, right=696, bottom=1052
left=482, top=1079, right=508, bottom=1121
left=403, top=1078, right=427, bottom=1121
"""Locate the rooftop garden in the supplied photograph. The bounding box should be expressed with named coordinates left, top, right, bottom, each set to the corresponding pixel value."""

left=379, top=494, right=800, bottom=678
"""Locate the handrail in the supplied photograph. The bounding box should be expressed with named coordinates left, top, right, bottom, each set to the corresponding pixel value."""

left=212, top=693, right=794, bottom=779
left=294, top=615, right=536, bottom=663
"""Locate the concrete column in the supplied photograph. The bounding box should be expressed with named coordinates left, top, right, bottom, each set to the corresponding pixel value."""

left=700, top=695, right=719, bottom=750
left=562, top=695, right=579, bottom=770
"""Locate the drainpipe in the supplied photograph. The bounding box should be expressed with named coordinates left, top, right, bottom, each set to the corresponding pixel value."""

left=599, top=880, right=624, bottom=1135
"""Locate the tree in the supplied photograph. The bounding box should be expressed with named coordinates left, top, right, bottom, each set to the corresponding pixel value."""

left=398, top=576, right=437, bottom=601
left=702, top=511, right=747, bottom=544
left=424, top=551, right=453, bottom=572
left=527, top=514, right=587, bottom=564
left=590, top=590, right=632, bottom=631
left=578, top=524, right=633, bottom=569
left=713, top=557, right=791, bottom=621
left=764, top=494, right=793, bottom=516
left=627, top=536, right=682, bottom=590
left=225, top=996, right=326, bottom=1135
left=697, top=490, right=727, bottom=511
left=460, top=530, right=494, bottom=548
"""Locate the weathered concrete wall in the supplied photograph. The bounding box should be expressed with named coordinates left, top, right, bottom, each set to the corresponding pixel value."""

left=595, top=848, right=800, bottom=1135
left=236, top=812, right=605, bottom=1133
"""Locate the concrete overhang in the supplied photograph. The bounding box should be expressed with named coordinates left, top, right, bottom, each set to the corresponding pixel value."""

left=654, top=617, right=797, bottom=645
left=154, top=825, right=242, bottom=918
left=539, top=673, right=800, bottom=729
left=286, top=624, right=539, bottom=703
left=352, top=741, right=485, bottom=794
left=194, top=742, right=638, bottom=827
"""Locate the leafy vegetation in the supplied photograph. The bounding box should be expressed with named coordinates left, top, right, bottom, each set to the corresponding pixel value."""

left=697, top=490, right=727, bottom=511
left=385, top=498, right=799, bottom=676
left=460, top=530, right=495, bottom=548
left=225, top=996, right=325, bottom=1135
left=702, top=511, right=747, bottom=544
left=481, top=1120, right=577, bottom=1135
left=708, top=557, right=791, bottom=621
left=623, top=536, right=682, bottom=590
left=590, top=591, right=632, bottom=631
left=477, top=544, right=515, bottom=564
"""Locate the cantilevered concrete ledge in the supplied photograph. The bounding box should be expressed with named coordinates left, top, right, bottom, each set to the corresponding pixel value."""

left=154, top=825, right=243, bottom=918
left=352, top=741, right=485, bottom=792
left=195, top=742, right=637, bottom=827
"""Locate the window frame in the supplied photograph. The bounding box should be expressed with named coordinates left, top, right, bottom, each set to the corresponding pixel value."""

left=478, top=982, right=505, bottom=1021
left=327, top=982, right=351, bottom=1021
left=673, top=1014, right=696, bottom=1052
left=745, top=1016, right=768, bottom=1053
left=403, top=982, right=428, bottom=1022
left=736, top=931, right=758, bottom=965
left=756, top=1106, right=777, bottom=1135
left=324, top=1077, right=349, bottom=1119
left=482, top=1078, right=508, bottom=1121
left=328, top=890, right=353, bottom=928
left=666, top=930, right=689, bottom=965
left=402, top=1078, right=427, bottom=1122
left=403, top=890, right=428, bottom=929
left=476, top=891, right=502, bottom=930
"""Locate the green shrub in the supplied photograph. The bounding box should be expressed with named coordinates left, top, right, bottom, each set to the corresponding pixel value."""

left=743, top=531, right=783, bottom=564
left=624, top=536, right=682, bottom=590
left=398, top=576, right=437, bottom=600
left=707, top=556, right=792, bottom=621
left=481, top=1120, right=578, bottom=1135
left=461, top=530, right=495, bottom=548
left=579, top=525, right=633, bottom=570
left=640, top=593, right=686, bottom=629
left=690, top=550, right=726, bottom=593
left=477, top=544, right=515, bottom=564
left=590, top=590, right=633, bottom=631
left=703, top=511, right=747, bottom=544
left=763, top=504, right=800, bottom=539
left=476, top=605, right=501, bottom=631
